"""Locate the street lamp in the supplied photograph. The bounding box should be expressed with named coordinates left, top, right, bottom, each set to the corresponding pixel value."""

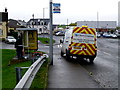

left=67, top=19, right=69, bottom=29
left=43, top=7, right=48, bottom=19
left=43, top=7, right=48, bottom=36
left=97, top=12, right=99, bottom=32
left=43, top=8, right=45, bottom=19
left=107, top=24, right=108, bottom=33
left=32, top=14, right=34, bottom=28
left=49, top=0, right=53, bottom=65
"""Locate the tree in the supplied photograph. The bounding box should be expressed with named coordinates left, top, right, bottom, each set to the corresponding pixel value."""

left=58, top=25, right=66, bottom=29
left=116, top=27, right=120, bottom=30
left=69, top=22, right=77, bottom=26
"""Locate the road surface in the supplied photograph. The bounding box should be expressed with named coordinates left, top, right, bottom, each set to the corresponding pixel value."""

left=1, top=35, right=118, bottom=88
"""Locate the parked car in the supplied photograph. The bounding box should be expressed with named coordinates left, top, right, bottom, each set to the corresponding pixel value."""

left=97, top=33, right=101, bottom=38
left=117, top=34, right=120, bottom=39
left=110, top=34, right=117, bottom=38
left=103, top=33, right=111, bottom=38
left=55, top=31, right=65, bottom=36
left=5, top=36, right=16, bottom=43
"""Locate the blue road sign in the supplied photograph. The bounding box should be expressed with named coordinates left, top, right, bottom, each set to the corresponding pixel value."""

left=53, top=3, right=61, bottom=13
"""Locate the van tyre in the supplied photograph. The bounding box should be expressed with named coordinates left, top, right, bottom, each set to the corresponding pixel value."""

left=66, top=50, right=70, bottom=60
left=89, top=52, right=97, bottom=63
left=89, top=57, right=94, bottom=64
left=61, top=51, right=64, bottom=57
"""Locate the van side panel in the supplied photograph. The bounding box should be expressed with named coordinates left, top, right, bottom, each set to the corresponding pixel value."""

left=69, top=27, right=97, bottom=56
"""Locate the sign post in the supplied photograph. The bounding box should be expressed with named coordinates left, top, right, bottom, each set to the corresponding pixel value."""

left=49, top=0, right=53, bottom=65
left=49, top=1, right=61, bottom=65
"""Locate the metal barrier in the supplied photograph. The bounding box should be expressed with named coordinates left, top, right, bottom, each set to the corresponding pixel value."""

left=14, top=54, right=48, bottom=89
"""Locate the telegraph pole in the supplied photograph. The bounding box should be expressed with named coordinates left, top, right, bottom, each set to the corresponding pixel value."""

left=49, top=0, right=53, bottom=65
left=32, top=14, right=34, bottom=28
left=97, top=12, right=99, bottom=32
left=43, top=8, right=45, bottom=19
left=67, top=19, right=69, bottom=29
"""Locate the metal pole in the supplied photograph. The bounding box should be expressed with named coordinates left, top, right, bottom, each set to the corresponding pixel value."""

left=49, top=0, right=53, bottom=65
left=43, top=8, right=45, bottom=19
left=15, top=67, right=22, bottom=84
left=67, top=19, right=68, bottom=29
left=32, top=14, right=34, bottom=28
left=97, top=12, right=99, bottom=32
left=43, top=8, right=45, bottom=37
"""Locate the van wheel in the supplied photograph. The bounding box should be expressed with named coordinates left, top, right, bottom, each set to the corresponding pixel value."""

left=66, top=50, right=70, bottom=60
left=61, top=51, right=64, bottom=57
left=89, top=57, right=94, bottom=64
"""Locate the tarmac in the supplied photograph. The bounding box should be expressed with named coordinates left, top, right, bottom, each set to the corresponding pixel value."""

left=47, top=55, right=102, bottom=88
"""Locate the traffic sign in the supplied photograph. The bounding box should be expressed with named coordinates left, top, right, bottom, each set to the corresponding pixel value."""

left=53, top=3, right=61, bottom=13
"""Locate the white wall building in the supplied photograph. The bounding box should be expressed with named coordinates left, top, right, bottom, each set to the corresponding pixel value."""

left=27, top=19, right=50, bottom=34
left=77, top=21, right=117, bottom=29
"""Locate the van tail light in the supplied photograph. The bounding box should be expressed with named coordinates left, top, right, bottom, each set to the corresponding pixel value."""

left=68, top=45, right=72, bottom=50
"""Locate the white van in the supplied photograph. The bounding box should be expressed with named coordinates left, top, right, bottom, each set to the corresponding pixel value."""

left=60, top=26, right=97, bottom=63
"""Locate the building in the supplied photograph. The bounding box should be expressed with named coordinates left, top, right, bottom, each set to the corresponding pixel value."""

left=8, top=19, right=26, bottom=31
left=77, top=21, right=117, bottom=32
left=17, top=20, right=27, bottom=27
left=118, top=1, right=120, bottom=27
left=0, top=8, right=8, bottom=40
left=27, top=19, right=50, bottom=34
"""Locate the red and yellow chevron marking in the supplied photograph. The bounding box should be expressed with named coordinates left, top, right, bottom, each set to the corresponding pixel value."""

left=73, top=27, right=96, bottom=35
left=69, top=27, right=97, bottom=56
left=70, top=43, right=96, bottom=56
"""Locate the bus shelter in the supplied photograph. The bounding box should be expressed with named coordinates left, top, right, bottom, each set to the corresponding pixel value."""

left=16, top=28, right=38, bottom=51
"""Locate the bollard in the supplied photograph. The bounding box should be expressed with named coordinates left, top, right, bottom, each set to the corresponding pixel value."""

left=31, top=58, right=35, bottom=64
left=15, top=67, right=22, bottom=84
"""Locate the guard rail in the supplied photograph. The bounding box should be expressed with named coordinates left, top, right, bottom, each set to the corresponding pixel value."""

left=14, top=54, right=48, bottom=89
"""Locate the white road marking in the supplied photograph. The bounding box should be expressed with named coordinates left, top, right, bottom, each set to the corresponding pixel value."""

left=98, top=50, right=111, bottom=55
left=98, top=49, right=118, bottom=59
left=103, top=52, right=111, bottom=56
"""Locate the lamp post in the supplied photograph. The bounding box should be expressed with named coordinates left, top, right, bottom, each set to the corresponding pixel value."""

left=107, top=24, right=108, bottom=33
left=67, top=19, right=69, bottom=29
left=43, top=7, right=48, bottom=19
left=49, top=0, right=53, bottom=65
left=43, top=8, right=45, bottom=19
left=32, top=14, right=34, bottom=28
left=97, top=12, right=99, bottom=32
left=43, top=7, right=48, bottom=36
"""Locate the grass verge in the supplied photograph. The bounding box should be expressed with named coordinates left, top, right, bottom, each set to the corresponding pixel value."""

left=38, top=37, right=55, bottom=44
left=0, top=48, right=2, bottom=90
left=30, top=58, right=49, bottom=89
left=2, top=49, right=31, bottom=89
left=2, top=49, right=49, bottom=89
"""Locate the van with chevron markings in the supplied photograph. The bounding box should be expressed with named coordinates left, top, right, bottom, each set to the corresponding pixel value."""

left=60, top=26, right=97, bottom=63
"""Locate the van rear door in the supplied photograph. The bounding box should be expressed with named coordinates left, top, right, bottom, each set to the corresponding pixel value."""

left=70, top=27, right=97, bottom=56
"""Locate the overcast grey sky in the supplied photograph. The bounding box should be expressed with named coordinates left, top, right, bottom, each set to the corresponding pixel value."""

left=0, top=0, right=119, bottom=24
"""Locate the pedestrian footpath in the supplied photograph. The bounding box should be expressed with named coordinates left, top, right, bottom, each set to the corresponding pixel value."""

left=47, top=55, right=102, bottom=88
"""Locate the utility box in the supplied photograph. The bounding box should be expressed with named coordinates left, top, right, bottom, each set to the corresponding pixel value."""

left=16, top=28, right=38, bottom=50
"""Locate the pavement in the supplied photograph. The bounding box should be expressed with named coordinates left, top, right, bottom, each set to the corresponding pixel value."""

left=47, top=38, right=118, bottom=89
left=47, top=55, right=102, bottom=88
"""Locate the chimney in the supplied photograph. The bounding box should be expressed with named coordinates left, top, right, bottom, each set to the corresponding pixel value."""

left=5, top=8, right=7, bottom=12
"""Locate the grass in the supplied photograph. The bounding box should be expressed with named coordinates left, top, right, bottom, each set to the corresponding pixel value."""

left=38, top=37, right=55, bottom=44
left=0, top=49, right=2, bottom=90
left=2, top=49, right=49, bottom=89
left=30, top=58, right=49, bottom=89
left=2, top=49, right=31, bottom=89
